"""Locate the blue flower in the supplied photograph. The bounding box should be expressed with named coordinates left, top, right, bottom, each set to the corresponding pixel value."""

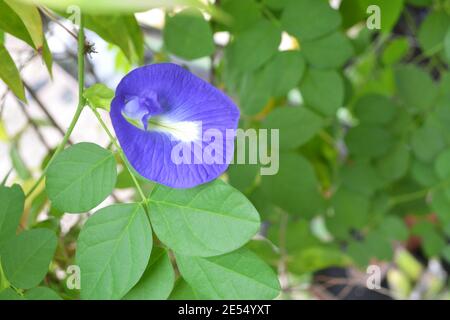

left=110, top=63, right=240, bottom=188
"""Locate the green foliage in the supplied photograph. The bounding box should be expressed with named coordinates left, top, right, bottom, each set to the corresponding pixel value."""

left=84, top=14, right=144, bottom=64
left=176, top=248, right=280, bottom=299
left=262, top=106, right=324, bottom=149
left=226, top=19, right=280, bottom=72
left=382, top=37, right=409, bottom=65
left=4, top=0, right=43, bottom=49
left=0, top=1, right=52, bottom=74
left=300, top=69, right=344, bottom=116
left=124, top=247, right=175, bottom=300
left=164, top=8, right=214, bottom=60
left=76, top=203, right=152, bottom=299
left=418, top=10, right=450, bottom=55
left=9, top=144, right=31, bottom=180
left=261, top=153, right=324, bottom=218
left=148, top=179, right=260, bottom=257
left=261, top=51, right=306, bottom=97
left=302, top=31, right=354, bottom=69
left=45, top=143, right=117, bottom=213
left=281, top=0, right=341, bottom=41
left=83, top=83, right=114, bottom=111
left=0, top=229, right=57, bottom=289
left=394, top=65, right=438, bottom=111
left=25, top=287, right=62, bottom=300
left=2, top=0, right=450, bottom=301
left=0, top=44, right=25, bottom=101
left=0, top=184, right=24, bottom=246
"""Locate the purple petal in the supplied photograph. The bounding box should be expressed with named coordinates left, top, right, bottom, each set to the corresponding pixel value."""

left=110, top=63, right=240, bottom=188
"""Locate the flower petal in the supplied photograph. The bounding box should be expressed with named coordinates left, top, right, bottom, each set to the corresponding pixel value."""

left=110, top=63, right=240, bottom=188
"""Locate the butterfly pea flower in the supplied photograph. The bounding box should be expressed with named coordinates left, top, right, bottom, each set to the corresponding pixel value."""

left=110, top=63, right=240, bottom=188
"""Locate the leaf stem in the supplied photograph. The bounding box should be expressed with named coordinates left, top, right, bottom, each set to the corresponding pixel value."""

left=388, top=179, right=450, bottom=206
left=25, top=13, right=86, bottom=199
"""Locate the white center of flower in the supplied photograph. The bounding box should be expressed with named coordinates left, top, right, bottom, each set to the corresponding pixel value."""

left=148, top=117, right=202, bottom=143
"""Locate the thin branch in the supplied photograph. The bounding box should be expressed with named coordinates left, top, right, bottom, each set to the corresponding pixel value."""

left=16, top=99, right=51, bottom=150
left=22, top=81, right=73, bottom=144
left=39, top=6, right=78, bottom=40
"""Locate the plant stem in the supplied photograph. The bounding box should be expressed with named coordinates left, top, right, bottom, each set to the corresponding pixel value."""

left=389, top=179, right=450, bottom=206
left=90, top=107, right=148, bottom=206
left=25, top=13, right=86, bottom=199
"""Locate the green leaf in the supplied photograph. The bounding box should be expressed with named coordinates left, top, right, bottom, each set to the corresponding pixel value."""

left=148, top=179, right=260, bottom=257
left=0, top=184, right=24, bottom=246
left=375, top=144, right=410, bottom=183
left=442, top=245, right=450, bottom=263
left=169, top=278, right=205, bottom=300
left=330, top=188, right=370, bottom=232
left=0, top=1, right=35, bottom=45
left=227, top=19, right=281, bottom=72
left=353, top=94, right=396, bottom=125
left=365, top=231, right=393, bottom=261
left=417, top=10, right=450, bottom=56
left=411, top=120, right=445, bottom=163
left=176, top=248, right=280, bottom=299
left=261, top=106, right=324, bottom=150
left=444, top=28, right=450, bottom=63
left=434, top=149, right=450, bottom=200
left=261, top=153, right=324, bottom=218
left=406, top=0, right=432, bottom=7
left=76, top=203, right=152, bottom=299
left=10, top=144, right=31, bottom=180
left=237, top=50, right=306, bottom=114
left=423, top=233, right=446, bottom=258
left=45, top=142, right=117, bottom=213
left=0, top=287, right=24, bottom=300
left=115, top=168, right=136, bottom=189
left=433, top=189, right=450, bottom=224
left=84, top=14, right=144, bottom=64
left=164, top=8, right=214, bottom=60
left=348, top=241, right=370, bottom=267
left=227, top=163, right=259, bottom=194
left=281, top=0, right=341, bottom=41
left=302, top=31, right=354, bottom=69
left=268, top=219, right=321, bottom=253
left=261, top=50, right=306, bottom=97
left=83, top=83, right=114, bottom=111
left=340, top=161, right=383, bottom=196
left=360, top=0, right=404, bottom=33
left=1, top=229, right=57, bottom=289
left=123, top=247, right=174, bottom=300
left=412, top=222, right=446, bottom=257
left=0, top=1, right=52, bottom=75
left=288, top=247, right=350, bottom=274
left=25, top=287, right=62, bottom=300
left=264, top=0, right=289, bottom=10
left=340, top=0, right=403, bottom=33
left=435, top=149, right=450, bottom=180
left=378, top=216, right=409, bottom=242
left=300, top=68, right=344, bottom=116
left=237, top=69, right=272, bottom=115
left=382, top=37, right=409, bottom=65
left=248, top=186, right=278, bottom=220
left=220, top=0, right=262, bottom=33
left=0, top=44, right=26, bottom=101
left=394, top=65, right=438, bottom=111
left=346, top=124, right=393, bottom=159
left=4, top=0, right=43, bottom=49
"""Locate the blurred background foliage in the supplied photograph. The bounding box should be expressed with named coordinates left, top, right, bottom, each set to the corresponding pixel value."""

left=1, top=0, right=450, bottom=299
